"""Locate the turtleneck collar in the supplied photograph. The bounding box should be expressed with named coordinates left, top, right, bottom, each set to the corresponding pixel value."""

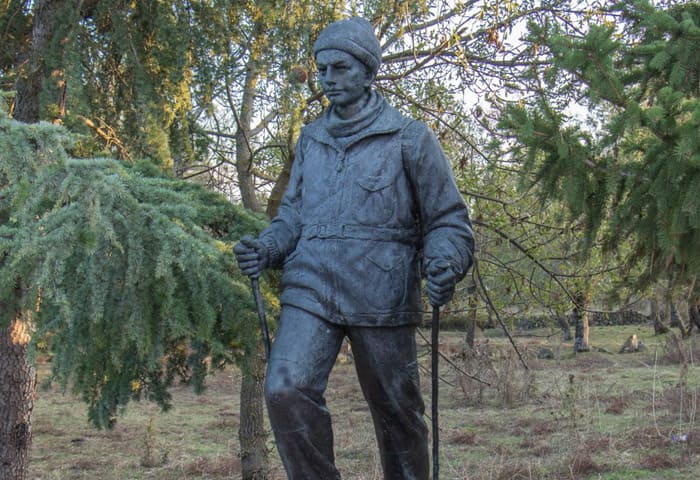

left=323, top=90, right=385, bottom=139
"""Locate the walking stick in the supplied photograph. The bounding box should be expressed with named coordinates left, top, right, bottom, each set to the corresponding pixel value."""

left=431, top=304, right=440, bottom=480
left=251, top=278, right=271, bottom=359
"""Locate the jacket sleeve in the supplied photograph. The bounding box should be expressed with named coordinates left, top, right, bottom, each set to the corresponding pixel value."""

left=258, top=133, right=305, bottom=268
left=401, top=121, right=474, bottom=279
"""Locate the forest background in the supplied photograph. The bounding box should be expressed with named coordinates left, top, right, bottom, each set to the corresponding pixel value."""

left=1, top=0, right=699, bottom=479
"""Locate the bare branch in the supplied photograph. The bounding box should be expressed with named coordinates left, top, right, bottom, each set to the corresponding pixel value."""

left=473, top=261, right=529, bottom=370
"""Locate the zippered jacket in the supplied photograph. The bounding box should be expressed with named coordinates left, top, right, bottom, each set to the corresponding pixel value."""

left=260, top=94, right=474, bottom=326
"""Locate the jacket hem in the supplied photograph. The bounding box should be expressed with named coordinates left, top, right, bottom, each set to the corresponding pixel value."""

left=280, top=292, right=423, bottom=327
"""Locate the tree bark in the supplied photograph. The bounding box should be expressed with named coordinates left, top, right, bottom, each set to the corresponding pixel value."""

left=572, top=292, right=590, bottom=353
left=1, top=6, right=62, bottom=474
left=689, top=304, right=700, bottom=333
left=266, top=102, right=304, bottom=218
left=556, top=314, right=572, bottom=341
left=0, top=317, right=37, bottom=480
left=465, top=280, right=478, bottom=349
left=670, top=302, right=690, bottom=338
left=650, top=298, right=670, bottom=335
left=233, top=30, right=265, bottom=214
left=238, top=350, right=268, bottom=480
left=266, top=150, right=292, bottom=219
left=13, top=0, right=76, bottom=123
left=582, top=312, right=590, bottom=350
left=234, top=25, right=270, bottom=480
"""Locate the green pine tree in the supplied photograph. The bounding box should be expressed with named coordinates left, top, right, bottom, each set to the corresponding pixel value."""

left=0, top=115, right=269, bottom=428
left=499, top=0, right=700, bottom=294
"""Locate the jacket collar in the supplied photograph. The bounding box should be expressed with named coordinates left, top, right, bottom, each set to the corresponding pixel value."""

left=303, top=92, right=407, bottom=151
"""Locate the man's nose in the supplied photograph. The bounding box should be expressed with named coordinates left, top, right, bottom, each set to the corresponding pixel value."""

left=324, top=67, right=338, bottom=83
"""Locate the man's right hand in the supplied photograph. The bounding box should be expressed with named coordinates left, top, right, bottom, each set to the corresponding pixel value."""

left=426, top=259, right=458, bottom=307
left=234, top=235, right=269, bottom=279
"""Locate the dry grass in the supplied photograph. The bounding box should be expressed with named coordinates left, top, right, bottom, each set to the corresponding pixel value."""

left=27, top=324, right=700, bottom=479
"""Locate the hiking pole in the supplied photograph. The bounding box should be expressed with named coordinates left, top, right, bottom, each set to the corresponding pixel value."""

left=251, top=277, right=271, bottom=359
left=431, top=304, right=440, bottom=480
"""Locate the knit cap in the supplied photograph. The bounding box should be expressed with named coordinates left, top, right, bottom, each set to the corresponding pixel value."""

left=313, top=17, right=382, bottom=75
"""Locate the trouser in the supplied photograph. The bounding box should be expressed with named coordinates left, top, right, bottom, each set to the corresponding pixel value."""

left=264, top=306, right=429, bottom=480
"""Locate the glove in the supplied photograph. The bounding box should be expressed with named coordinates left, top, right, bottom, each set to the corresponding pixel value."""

left=234, top=235, right=269, bottom=279
left=426, top=259, right=458, bottom=307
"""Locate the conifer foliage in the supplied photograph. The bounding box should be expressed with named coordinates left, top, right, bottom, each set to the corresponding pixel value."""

left=0, top=117, right=265, bottom=428
left=499, top=0, right=700, bottom=292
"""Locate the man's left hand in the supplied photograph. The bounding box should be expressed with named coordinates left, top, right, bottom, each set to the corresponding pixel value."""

left=426, top=259, right=457, bottom=307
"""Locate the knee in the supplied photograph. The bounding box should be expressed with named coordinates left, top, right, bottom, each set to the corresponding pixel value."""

left=264, top=367, right=302, bottom=409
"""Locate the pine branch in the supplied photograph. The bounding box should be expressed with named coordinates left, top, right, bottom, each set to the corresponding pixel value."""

left=0, top=118, right=268, bottom=428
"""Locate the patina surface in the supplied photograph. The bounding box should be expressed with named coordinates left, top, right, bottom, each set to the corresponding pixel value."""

left=235, top=17, right=474, bottom=480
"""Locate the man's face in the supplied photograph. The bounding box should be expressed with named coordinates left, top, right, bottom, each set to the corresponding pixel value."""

left=316, top=49, right=373, bottom=108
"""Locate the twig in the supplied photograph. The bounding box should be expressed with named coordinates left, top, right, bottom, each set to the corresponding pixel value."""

left=416, top=328, right=491, bottom=387
left=474, top=259, right=529, bottom=370
left=78, top=115, right=131, bottom=161
left=473, top=219, right=577, bottom=305
left=652, top=346, right=663, bottom=438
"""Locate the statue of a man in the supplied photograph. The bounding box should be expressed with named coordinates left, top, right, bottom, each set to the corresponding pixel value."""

left=235, top=17, right=474, bottom=480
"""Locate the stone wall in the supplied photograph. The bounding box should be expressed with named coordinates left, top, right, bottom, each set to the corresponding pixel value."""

left=514, top=310, right=650, bottom=330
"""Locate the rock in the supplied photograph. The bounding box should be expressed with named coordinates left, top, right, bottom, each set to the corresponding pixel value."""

left=537, top=347, right=554, bottom=359
left=619, top=334, right=639, bottom=353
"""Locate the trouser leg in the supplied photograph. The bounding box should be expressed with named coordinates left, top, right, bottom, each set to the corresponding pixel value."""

left=349, top=325, right=430, bottom=480
left=264, top=306, right=344, bottom=480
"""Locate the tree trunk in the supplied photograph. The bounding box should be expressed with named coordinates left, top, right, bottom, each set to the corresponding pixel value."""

left=266, top=148, right=293, bottom=218
left=0, top=317, right=37, bottom=480
left=233, top=29, right=265, bottom=214
left=670, top=302, right=690, bottom=338
left=573, top=311, right=588, bottom=353
left=572, top=292, right=590, bottom=353
left=465, top=280, right=478, bottom=349
left=650, top=298, right=670, bottom=335
left=238, top=349, right=268, bottom=480
left=234, top=26, right=270, bottom=480
left=5, top=3, right=75, bottom=477
left=669, top=303, right=681, bottom=328
left=556, top=314, right=572, bottom=341
left=689, top=303, right=700, bottom=333
left=266, top=102, right=304, bottom=218
left=13, top=0, right=76, bottom=124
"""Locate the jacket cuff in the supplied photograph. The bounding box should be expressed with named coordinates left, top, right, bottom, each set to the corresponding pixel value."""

left=260, top=234, right=282, bottom=268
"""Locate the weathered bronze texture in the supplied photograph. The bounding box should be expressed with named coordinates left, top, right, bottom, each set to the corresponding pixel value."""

left=234, top=17, right=474, bottom=480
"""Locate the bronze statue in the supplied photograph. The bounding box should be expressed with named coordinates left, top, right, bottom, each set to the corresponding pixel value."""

left=235, top=17, right=474, bottom=480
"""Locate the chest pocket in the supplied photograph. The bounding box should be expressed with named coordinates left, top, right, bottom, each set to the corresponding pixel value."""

left=353, top=175, right=395, bottom=225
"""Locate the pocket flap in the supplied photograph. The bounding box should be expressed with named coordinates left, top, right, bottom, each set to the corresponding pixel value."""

left=357, top=175, right=392, bottom=192
left=367, top=251, right=403, bottom=272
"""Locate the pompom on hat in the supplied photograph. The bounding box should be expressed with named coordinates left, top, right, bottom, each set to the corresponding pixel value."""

left=313, top=17, right=382, bottom=75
